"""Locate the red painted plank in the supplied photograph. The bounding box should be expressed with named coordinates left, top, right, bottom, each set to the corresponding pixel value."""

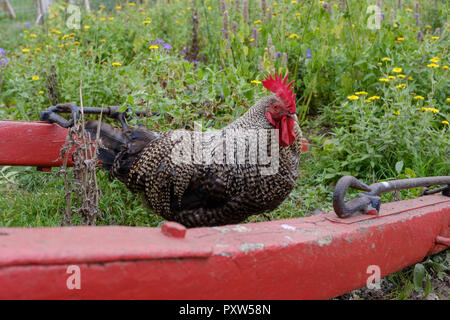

left=0, top=194, right=448, bottom=300
left=0, top=120, right=71, bottom=167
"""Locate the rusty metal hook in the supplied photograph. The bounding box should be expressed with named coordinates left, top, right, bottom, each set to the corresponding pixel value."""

left=40, top=103, right=159, bottom=131
left=333, top=175, right=450, bottom=218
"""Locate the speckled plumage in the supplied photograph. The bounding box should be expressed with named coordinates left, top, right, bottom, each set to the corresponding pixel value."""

left=86, top=94, right=303, bottom=227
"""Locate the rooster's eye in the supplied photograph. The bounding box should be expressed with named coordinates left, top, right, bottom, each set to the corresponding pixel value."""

left=273, top=105, right=280, bottom=111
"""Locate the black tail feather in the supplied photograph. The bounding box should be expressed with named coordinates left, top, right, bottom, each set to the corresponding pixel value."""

left=84, top=120, right=159, bottom=181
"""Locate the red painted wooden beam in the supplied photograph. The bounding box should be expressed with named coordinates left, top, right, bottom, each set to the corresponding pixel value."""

left=0, top=194, right=448, bottom=300
left=0, top=120, right=72, bottom=168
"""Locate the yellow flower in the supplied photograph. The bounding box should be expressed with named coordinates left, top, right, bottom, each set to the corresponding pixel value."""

left=295, top=13, right=300, bottom=17
left=35, top=48, right=41, bottom=52
left=100, top=17, right=107, bottom=21
left=414, top=96, right=424, bottom=100
left=347, top=95, right=359, bottom=100
left=142, top=20, right=151, bottom=24
left=379, top=78, right=389, bottom=82
left=99, top=4, right=105, bottom=9
left=406, top=8, right=413, bottom=12
left=207, top=6, right=212, bottom=10
left=273, top=2, right=278, bottom=6
left=251, top=80, right=261, bottom=84
left=421, top=107, right=439, bottom=114
left=431, top=36, right=439, bottom=40
left=447, top=98, right=450, bottom=102
left=392, top=67, right=402, bottom=73
left=112, top=62, right=122, bottom=67
left=427, top=63, right=439, bottom=68
left=74, top=41, right=80, bottom=45
left=429, top=57, right=439, bottom=63
left=408, top=76, right=413, bottom=80
left=381, top=57, right=391, bottom=62
left=115, top=5, right=122, bottom=10
left=393, top=110, right=400, bottom=115
left=254, top=20, right=261, bottom=24
left=29, top=34, right=37, bottom=39
left=149, top=45, right=159, bottom=49
left=128, top=2, right=135, bottom=6
left=443, top=65, right=449, bottom=70
left=288, top=34, right=300, bottom=39
left=396, top=36, right=404, bottom=41
left=109, top=17, right=114, bottom=21
left=355, top=91, right=368, bottom=95
left=397, top=74, right=406, bottom=78
left=22, top=48, right=30, bottom=53
left=38, top=90, right=44, bottom=94
left=442, top=120, right=449, bottom=125
left=100, top=39, right=106, bottom=43
left=248, top=38, right=254, bottom=42
left=84, top=25, right=90, bottom=30
left=291, top=1, right=297, bottom=4
left=32, top=76, right=40, bottom=81
left=396, top=84, right=406, bottom=89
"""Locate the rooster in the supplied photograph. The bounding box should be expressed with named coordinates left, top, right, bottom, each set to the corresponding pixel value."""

left=85, top=73, right=305, bottom=227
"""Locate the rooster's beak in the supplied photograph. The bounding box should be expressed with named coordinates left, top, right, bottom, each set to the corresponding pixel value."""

left=287, top=113, right=298, bottom=121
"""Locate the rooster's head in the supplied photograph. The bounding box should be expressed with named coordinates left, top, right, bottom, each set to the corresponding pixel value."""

left=262, top=72, right=297, bottom=147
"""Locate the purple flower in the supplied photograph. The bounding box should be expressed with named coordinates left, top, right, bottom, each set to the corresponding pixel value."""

left=276, top=52, right=282, bottom=58
left=219, top=66, right=223, bottom=70
left=306, top=49, right=311, bottom=59
left=191, top=59, right=199, bottom=65
left=25, top=22, right=32, bottom=29
left=150, top=38, right=165, bottom=45
left=180, top=49, right=187, bottom=54
left=163, top=43, right=172, bottom=50
left=0, top=48, right=7, bottom=67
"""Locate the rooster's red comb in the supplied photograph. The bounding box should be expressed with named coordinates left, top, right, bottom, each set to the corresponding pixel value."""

left=262, top=72, right=296, bottom=112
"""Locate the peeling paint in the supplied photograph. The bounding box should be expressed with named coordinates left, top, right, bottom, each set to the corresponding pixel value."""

left=240, top=243, right=264, bottom=254
left=359, top=220, right=373, bottom=225
left=296, top=227, right=322, bottom=235
left=213, top=227, right=231, bottom=234
left=217, top=252, right=233, bottom=257
left=371, top=243, right=376, bottom=249
left=284, top=235, right=294, bottom=242
left=345, top=237, right=352, bottom=243
left=232, top=225, right=251, bottom=233
left=281, top=224, right=296, bottom=231
left=215, top=244, right=229, bottom=248
left=317, top=235, right=333, bottom=247
left=359, top=227, right=367, bottom=232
